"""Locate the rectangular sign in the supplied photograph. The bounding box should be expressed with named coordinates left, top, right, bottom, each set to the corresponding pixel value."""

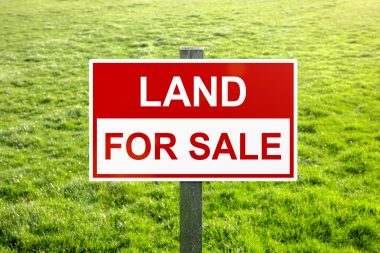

left=90, top=59, right=297, bottom=181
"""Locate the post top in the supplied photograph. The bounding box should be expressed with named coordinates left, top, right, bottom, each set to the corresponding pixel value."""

left=180, top=46, right=204, bottom=51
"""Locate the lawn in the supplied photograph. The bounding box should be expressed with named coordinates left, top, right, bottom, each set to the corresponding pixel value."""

left=0, top=0, right=379, bottom=252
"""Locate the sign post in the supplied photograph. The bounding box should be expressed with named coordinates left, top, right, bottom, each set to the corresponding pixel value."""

left=89, top=52, right=297, bottom=252
left=179, top=46, right=203, bottom=253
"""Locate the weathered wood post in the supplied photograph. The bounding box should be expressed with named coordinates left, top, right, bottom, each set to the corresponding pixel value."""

left=179, top=46, right=203, bottom=253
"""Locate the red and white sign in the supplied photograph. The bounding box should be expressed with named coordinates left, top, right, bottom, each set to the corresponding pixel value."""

left=90, top=59, right=297, bottom=181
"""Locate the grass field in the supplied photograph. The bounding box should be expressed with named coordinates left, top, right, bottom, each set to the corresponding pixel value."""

left=0, top=0, right=379, bottom=252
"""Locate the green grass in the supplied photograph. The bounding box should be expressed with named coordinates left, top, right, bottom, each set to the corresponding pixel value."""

left=0, top=0, right=379, bottom=251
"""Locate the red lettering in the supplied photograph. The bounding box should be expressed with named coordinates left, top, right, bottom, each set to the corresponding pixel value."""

left=126, top=133, right=151, bottom=160
left=189, top=132, right=210, bottom=160
left=240, top=133, right=258, bottom=160
left=212, top=133, right=237, bottom=160
left=155, top=133, right=177, bottom=160
left=262, top=133, right=281, bottom=160
left=105, top=133, right=123, bottom=160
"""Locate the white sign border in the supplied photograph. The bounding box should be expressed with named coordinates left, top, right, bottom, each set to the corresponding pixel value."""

left=89, top=59, right=297, bottom=181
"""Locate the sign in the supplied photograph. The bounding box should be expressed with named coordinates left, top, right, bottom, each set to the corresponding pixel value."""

left=90, top=59, right=297, bottom=181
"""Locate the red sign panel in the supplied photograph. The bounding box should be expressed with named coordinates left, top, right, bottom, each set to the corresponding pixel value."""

left=90, top=60, right=297, bottom=181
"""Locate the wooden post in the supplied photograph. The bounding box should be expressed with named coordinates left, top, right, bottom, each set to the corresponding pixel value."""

left=179, top=46, right=203, bottom=253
